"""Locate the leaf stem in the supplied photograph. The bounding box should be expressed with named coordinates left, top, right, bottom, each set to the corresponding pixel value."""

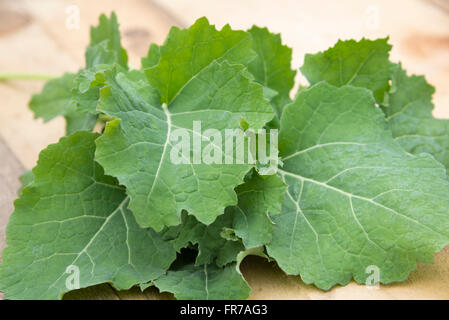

left=0, top=73, right=57, bottom=81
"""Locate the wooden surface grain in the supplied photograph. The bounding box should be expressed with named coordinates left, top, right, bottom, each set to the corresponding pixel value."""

left=0, top=0, right=448, bottom=300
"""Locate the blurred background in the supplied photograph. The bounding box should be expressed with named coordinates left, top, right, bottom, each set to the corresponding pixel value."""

left=1, top=0, right=449, bottom=299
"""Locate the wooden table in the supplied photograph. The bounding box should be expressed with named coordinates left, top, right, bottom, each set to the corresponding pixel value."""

left=1, top=0, right=449, bottom=299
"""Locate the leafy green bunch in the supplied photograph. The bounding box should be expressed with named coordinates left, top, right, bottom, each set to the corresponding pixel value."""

left=1, top=13, right=449, bottom=300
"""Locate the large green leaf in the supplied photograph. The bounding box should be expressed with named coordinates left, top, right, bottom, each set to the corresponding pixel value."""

left=0, top=132, right=176, bottom=299
left=144, top=17, right=256, bottom=104
left=382, top=65, right=449, bottom=172
left=29, top=73, right=76, bottom=123
left=72, top=64, right=125, bottom=115
left=95, top=62, right=274, bottom=231
left=267, top=82, right=449, bottom=290
left=154, top=262, right=250, bottom=300
left=300, top=38, right=395, bottom=103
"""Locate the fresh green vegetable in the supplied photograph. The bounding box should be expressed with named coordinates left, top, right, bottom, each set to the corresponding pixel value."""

left=1, top=12, right=449, bottom=300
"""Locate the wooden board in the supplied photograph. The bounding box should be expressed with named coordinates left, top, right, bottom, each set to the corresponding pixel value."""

left=1, top=0, right=449, bottom=300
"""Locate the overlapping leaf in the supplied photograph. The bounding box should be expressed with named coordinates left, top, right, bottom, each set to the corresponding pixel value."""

left=247, top=26, right=296, bottom=117
left=144, top=17, right=256, bottom=104
left=225, top=172, right=285, bottom=248
left=267, top=83, right=449, bottom=290
left=382, top=65, right=449, bottom=171
left=95, top=62, right=274, bottom=231
left=160, top=171, right=285, bottom=267
left=85, top=12, right=128, bottom=69
left=29, top=73, right=97, bottom=135
left=73, top=12, right=128, bottom=116
left=301, top=38, right=395, bottom=103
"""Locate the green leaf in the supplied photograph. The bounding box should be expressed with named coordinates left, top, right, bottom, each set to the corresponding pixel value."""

left=247, top=26, right=296, bottom=116
left=144, top=17, right=256, bottom=104
left=300, top=38, right=395, bottom=103
left=226, top=172, right=285, bottom=248
left=167, top=212, right=245, bottom=266
left=72, top=64, right=122, bottom=115
left=95, top=62, right=274, bottom=231
left=29, top=12, right=129, bottom=134
left=267, top=82, right=449, bottom=290
left=0, top=132, right=176, bottom=299
left=86, top=12, right=128, bottom=69
left=382, top=65, right=449, bottom=172
left=29, top=73, right=76, bottom=122
left=154, top=262, right=251, bottom=300
left=29, top=73, right=96, bottom=135
left=162, top=171, right=284, bottom=266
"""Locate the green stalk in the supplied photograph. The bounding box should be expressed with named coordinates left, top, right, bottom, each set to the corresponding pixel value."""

left=0, top=73, right=57, bottom=81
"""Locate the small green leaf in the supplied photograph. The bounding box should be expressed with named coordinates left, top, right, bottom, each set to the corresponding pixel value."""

left=154, top=262, right=251, bottom=300
left=301, top=38, right=395, bottom=103
left=164, top=171, right=285, bottom=265
left=74, top=12, right=129, bottom=116
left=29, top=73, right=76, bottom=122
left=29, top=73, right=96, bottom=134
left=86, top=12, right=128, bottom=69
